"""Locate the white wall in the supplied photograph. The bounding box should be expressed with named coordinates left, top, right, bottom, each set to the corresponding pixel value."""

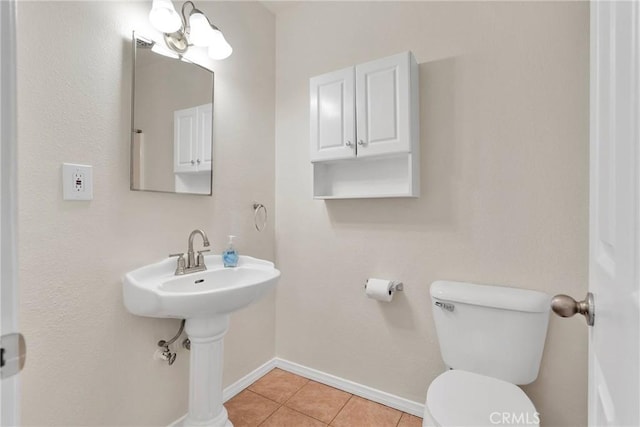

left=274, top=2, right=589, bottom=426
left=16, top=1, right=275, bottom=425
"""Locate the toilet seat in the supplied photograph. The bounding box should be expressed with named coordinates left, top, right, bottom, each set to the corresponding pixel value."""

left=424, top=370, right=539, bottom=427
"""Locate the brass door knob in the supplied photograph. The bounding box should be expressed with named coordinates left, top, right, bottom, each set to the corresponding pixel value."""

left=551, top=292, right=595, bottom=326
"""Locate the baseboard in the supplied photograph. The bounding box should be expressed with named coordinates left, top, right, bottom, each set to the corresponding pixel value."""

left=273, top=358, right=425, bottom=417
left=168, top=356, right=425, bottom=426
left=222, top=358, right=278, bottom=402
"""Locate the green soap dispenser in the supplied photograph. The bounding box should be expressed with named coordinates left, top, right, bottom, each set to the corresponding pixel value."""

left=222, top=235, right=238, bottom=268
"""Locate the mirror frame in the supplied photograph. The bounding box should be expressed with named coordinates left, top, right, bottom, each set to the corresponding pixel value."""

left=130, top=32, right=215, bottom=196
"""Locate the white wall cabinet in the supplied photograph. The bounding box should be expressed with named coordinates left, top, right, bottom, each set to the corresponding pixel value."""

left=174, top=103, right=212, bottom=173
left=309, top=52, right=419, bottom=199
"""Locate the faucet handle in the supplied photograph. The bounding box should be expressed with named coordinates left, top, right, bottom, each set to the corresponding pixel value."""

left=169, top=253, right=186, bottom=275
left=196, top=249, right=210, bottom=267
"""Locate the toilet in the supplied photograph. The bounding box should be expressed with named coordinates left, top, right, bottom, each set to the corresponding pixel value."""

left=424, top=281, right=551, bottom=427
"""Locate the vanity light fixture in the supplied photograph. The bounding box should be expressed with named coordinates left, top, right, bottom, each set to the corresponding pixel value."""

left=136, top=35, right=180, bottom=60
left=149, top=0, right=233, bottom=60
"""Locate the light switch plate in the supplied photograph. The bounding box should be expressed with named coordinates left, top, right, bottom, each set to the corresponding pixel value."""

left=62, top=163, right=93, bottom=201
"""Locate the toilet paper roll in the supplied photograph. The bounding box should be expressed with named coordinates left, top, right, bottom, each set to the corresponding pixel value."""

left=365, top=278, right=394, bottom=302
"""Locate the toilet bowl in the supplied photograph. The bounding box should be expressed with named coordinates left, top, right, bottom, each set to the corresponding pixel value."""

left=422, top=370, right=539, bottom=427
left=426, top=281, right=550, bottom=427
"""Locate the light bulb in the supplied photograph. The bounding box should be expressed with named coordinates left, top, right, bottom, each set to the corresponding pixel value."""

left=149, top=0, right=182, bottom=34
left=207, top=31, right=232, bottom=60
left=189, top=12, right=215, bottom=47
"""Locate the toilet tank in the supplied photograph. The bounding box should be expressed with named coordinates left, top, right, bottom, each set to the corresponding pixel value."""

left=430, top=281, right=551, bottom=385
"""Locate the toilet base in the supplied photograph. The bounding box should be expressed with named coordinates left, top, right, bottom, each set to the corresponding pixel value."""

left=421, top=405, right=437, bottom=427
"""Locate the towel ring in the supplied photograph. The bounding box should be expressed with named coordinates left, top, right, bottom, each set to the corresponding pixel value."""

left=253, top=203, right=267, bottom=232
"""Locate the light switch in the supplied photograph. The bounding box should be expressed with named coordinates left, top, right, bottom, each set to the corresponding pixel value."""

left=62, top=163, right=93, bottom=201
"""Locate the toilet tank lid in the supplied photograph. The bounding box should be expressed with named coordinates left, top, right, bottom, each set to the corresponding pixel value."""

left=430, top=281, right=550, bottom=313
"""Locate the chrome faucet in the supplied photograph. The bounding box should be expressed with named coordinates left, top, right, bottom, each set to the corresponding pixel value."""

left=169, top=229, right=210, bottom=275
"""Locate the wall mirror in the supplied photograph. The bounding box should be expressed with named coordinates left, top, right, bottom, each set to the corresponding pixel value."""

left=130, top=34, right=214, bottom=195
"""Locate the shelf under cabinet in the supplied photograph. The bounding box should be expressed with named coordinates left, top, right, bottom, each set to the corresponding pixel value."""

left=312, top=153, right=419, bottom=199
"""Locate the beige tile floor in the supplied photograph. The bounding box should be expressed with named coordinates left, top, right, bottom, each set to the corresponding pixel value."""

left=225, top=368, right=423, bottom=427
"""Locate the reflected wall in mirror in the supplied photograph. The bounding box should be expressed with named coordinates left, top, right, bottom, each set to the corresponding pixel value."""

left=131, top=34, right=214, bottom=195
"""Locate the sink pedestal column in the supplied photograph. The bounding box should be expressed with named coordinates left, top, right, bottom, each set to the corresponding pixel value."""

left=183, top=316, right=232, bottom=427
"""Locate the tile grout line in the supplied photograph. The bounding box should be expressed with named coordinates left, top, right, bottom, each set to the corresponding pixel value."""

left=284, top=405, right=330, bottom=425
left=235, top=389, right=280, bottom=427
left=280, top=378, right=310, bottom=406
left=256, top=401, right=282, bottom=427
left=278, top=378, right=335, bottom=424
left=327, top=394, right=355, bottom=427
left=288, top=387, right=353, bottom=425
left=252, top=371, right=311, bottom=426
left=280, top=378, right=354, bottom=426
left=281, top=381, right=322, bottom=420
left=245, top=387, right=284, bottom=407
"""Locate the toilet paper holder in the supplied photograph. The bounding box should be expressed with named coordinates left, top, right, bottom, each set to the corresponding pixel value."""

left=364, top=280, right=404, bottom=293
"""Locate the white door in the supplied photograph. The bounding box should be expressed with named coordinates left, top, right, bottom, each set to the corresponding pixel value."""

left=1, top=0, right=21, bottom=425
left=309, top=67, right=356, bottom=162
left=589, top=1, right=640, bottom=425
left=196, top=103, right=212, bottom=171
left=355, top=52, right=412, bottom=158
left=174, top=106, right=198, bottom=173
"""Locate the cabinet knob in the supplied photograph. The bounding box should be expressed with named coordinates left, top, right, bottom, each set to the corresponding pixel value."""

left=190, top=160, right=195, bottom=165
left=357, top=140, right=366, bottom=146
left=346, top=140, right=353, bottom=147
left=197, top=159, right=201, bottom=164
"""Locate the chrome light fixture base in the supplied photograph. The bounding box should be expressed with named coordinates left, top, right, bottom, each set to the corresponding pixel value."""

left=164, top=31, right=188, bottom=54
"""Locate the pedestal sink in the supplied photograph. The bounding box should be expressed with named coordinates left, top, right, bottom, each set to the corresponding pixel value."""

left=123, top=255, right=280, bottom=427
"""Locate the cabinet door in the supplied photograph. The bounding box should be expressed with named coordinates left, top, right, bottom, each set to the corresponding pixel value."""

left=174, top=107, right=198, bottom=173
left=196, top=103, right=213, bottom=171
left=309, top=67, right=356, bottom=162
left=355, top=52, right=413, bottom=158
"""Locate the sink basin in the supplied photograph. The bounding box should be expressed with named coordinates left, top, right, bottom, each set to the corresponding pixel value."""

left=123, top=255, right=280, bottom=319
